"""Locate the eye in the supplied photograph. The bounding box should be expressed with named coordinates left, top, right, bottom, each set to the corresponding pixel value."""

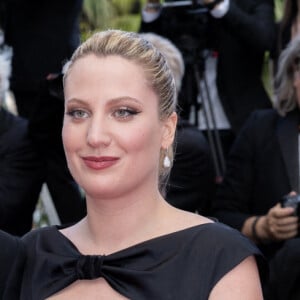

left=112, top=107, right=140, bottom=120
left=66, top=109, right=89, bottom=119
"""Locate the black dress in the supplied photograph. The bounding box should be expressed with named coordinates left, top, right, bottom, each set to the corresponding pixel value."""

left=0, top=230, right=26, bottom=300
left=21, top=223, right=264, bottom=299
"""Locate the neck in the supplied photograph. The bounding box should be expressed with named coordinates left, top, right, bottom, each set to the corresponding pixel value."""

left=80, top=186, right=170, bottom=254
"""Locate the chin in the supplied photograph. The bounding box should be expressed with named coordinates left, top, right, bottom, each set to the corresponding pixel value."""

left=84, top=184, right=121, bottom=199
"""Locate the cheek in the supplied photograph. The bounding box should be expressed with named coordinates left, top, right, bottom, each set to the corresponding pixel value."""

left=62, top=123, right=79, bottom=155
left=122, top=125, right=161, bottom=157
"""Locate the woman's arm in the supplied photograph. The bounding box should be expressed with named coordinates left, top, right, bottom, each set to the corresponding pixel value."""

left=209, top=256, right=263, bottom=300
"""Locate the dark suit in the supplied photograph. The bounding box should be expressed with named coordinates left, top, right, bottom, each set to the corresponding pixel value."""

left=214, top=0, right=276, bottom=132
left=2, top=0, right=86, bottom=225
left=0, top=230, right=25, bottom=300
left=267, top=238, right=300, bottom=300
left=166, top=120, right=215, bottom=215
left=212, top=109, right=300, bottom=259
left=0, top=109, right=43, bottom=236
left=3, top=0, right=82, bottom=102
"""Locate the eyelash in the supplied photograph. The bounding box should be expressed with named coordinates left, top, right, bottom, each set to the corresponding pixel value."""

left=66, top=109, right=89, bottom=119
left=65, top=107, right=140, bottom=120
left=112, top=107, right=140, bottom=119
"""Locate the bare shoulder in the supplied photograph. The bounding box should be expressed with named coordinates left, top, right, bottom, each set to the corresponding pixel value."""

left=209, top=256, right=263, bottom=300
left=164, top=205, right=214, bottom=232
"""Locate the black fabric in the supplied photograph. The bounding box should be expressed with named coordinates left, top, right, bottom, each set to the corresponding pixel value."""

left=166, top=119, right=215, bottom=215
left=1, top=0, right=86, bottom=225
left=21, top=223, right=264, bottom=299
left=3, top=0, right=83, bottom=92
left=0, top=230, right=26, bottom=300
left=0, top=109, right=44, bottom=235
left=267, top=238, right=300, bottom=300
left=214, top=0, right=275, bottom=132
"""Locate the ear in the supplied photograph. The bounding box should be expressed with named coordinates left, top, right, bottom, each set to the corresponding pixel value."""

left=161, top=112, right=177, bottom=149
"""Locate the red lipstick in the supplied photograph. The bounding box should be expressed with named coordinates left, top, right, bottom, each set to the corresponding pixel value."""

left=82, top=156, right=119, bottom=170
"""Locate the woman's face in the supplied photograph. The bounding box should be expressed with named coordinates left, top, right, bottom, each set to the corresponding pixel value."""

left=63, top=54, right=176, bottom=199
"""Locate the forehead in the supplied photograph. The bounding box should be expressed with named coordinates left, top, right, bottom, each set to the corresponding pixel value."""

left=66, top=54, right=150, bottom=86
left=64, top=54, right=159, bottom=107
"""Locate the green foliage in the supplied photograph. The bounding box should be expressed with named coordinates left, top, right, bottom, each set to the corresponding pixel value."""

left=111, top=14, right=142, bottom=32
left=82, top=0, right=114, bottom=30
left=81, top=0, right=143, bottom=38
left=111, top=0, right=140, bottom=15
left=274, top=0, right=284, bottom=22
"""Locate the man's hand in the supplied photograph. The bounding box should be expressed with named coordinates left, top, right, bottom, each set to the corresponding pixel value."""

left=264, top=202, right=299, bottom=240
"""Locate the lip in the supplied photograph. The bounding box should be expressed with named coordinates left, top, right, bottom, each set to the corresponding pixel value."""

left=82, top=156, right=119, bottom=170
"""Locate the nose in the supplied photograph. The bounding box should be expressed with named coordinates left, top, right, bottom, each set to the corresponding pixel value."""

left=86, top=117, right=112, bottom=148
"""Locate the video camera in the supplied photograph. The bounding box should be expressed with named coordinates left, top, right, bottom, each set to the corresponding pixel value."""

left=158, top=0, right=211, bottom=66
left=281, top=194, right=300, bottom=217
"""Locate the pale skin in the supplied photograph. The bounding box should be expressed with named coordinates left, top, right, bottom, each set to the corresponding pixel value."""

left=48, top=54, right=263, bottom=299
left=242, top=65, right=300, bottom=243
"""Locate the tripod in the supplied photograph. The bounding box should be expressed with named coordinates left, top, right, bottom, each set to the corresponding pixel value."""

left=158, top=0, right=226, bottom=180
left=193, top=53, right=225, bottom=182
left=183, top=45, right=225, bottom=181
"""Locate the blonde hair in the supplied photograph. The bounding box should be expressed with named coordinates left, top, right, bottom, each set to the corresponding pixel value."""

left=139, top=32, right=185, bottom=95
left=63, top=29, right=177, bottom=193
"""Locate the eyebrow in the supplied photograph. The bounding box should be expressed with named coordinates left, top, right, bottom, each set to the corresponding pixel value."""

left=65, top=98, right=86, bottom=105
left=107, top=97, right=142, bottom=106
left=65, top=96, right=142, bottom=105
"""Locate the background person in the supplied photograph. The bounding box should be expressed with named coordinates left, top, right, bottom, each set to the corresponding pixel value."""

left=212, top=35, right=300, bottom=263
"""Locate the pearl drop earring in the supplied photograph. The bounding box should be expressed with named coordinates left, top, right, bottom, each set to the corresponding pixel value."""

left=163, top=149, right=171, bottom=168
